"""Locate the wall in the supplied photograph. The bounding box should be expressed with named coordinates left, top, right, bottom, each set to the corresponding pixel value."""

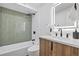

left=32, top=12, right=40, bottom=44
left=32, top=3, right=56, bottom=44
left=0, top=7, right=32, bottom=46
left=38, top=4, right=51, bottom=35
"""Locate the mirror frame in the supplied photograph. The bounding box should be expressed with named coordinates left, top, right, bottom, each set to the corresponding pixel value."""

left=51, top=3, right=76, bottom=29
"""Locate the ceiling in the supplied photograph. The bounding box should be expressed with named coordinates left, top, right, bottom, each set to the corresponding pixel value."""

left=23, top=3, right=46, bottom=9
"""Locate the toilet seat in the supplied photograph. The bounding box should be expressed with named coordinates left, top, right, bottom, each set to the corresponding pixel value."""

left=28, top=45, right=39, bottom=52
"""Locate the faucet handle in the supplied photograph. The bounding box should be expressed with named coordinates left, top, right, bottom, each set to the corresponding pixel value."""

left=32, top=39, right=35, bottom=41
left=66, top=33, right=70, bottom=38
left=55, top=32, right=57, bottom=36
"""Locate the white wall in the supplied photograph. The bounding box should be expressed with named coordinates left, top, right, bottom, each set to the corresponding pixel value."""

left=38, top=4, right=51, bottom=35
left=32, top=12, right=40, bottom=44
left=32, top=3, right=57, bottom=44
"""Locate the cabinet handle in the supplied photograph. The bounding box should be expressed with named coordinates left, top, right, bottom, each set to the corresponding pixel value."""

left=51, top=42, right=53, bottom=51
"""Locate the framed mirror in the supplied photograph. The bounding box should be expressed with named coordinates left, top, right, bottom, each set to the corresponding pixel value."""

left=51, top=3, right=77, bottom=29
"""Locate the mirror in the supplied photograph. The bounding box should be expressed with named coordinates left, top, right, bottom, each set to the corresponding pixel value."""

left=53, top=3, right=77, bottom=28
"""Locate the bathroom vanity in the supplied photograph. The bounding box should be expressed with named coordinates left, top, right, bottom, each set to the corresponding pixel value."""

left=39, top=36, right=79, bottom=56
left=40, top=3, right=79, bottom=56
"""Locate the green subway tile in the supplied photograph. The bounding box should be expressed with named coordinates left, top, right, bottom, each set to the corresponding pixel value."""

left=0, top=7, right=32, bottom=46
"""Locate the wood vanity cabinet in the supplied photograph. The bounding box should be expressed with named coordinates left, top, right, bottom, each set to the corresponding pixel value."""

left=39, top=38, right=79, bottom=56
left=40, top=39, right=52, bottom=56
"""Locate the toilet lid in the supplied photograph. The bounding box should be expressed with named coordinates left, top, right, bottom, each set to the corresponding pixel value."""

left=28, top=45, right=39, bottom=52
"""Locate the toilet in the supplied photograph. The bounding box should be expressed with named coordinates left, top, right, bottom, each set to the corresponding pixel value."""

left=27, top=44, right=39, bottom=56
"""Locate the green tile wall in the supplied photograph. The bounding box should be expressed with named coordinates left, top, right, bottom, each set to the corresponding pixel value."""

left=0, top=7, right=32, bottom=46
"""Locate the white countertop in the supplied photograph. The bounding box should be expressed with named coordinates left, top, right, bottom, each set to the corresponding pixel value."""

left=39, top=35, right=79, bottom=48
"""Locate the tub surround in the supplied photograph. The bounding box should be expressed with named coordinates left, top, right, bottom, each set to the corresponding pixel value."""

left=0, top=7, right=32, bottom=46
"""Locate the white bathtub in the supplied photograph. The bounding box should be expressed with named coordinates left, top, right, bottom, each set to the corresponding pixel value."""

left=0, top=41, right=33, bottom=56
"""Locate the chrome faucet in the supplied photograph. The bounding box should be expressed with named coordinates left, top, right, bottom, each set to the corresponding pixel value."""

left=58, top=28, right=62, bottom=37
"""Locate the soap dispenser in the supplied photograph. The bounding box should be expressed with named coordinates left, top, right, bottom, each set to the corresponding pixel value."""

left=73, top=29, right=78, bottom=39
left=58, top=28, right=62, bottom=37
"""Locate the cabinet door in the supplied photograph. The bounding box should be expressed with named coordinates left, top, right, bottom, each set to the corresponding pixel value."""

left=70, top=46, right=78, bottom=56
left=45, top=40, right=52, bottom=56
left=78, top=49, right=79, bottom=55
left=62, top=44, right=71, bottom=56
left=40, top=39, right=51, bottom=56
left=52, top=42, right=56, bottom=56
left=52, top=42, right=63, bottom=56
left=55, top=43, right=63, bottom=56
left=62, top=44, right=78, bottom=56
left=52, top=42, right=79, bottom=56
left=40, top=39, right=46, bottom=56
